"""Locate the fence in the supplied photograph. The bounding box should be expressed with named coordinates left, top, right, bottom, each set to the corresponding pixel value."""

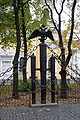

left=0, top=43, right=80, bottom=107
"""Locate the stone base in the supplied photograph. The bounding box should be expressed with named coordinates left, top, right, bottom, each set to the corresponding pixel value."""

left=30, top=103, right=58, bottom=107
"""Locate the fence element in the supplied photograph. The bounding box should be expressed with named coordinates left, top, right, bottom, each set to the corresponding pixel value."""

left=50, top=54, right=55, bottom=103
left=31, top=53, right=36, bottom=104
left=30, top=43, right=56, bottom=105
left=40, top=43, right=47, bottom=104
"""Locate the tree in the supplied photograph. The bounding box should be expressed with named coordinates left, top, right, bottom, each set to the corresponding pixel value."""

left=19, top=0, right=47, bottom=82
left=0, top=0, right=49, bottom=98
left=12, top=0, right=21, bottom=98
left=44, top=0, right=76, bottom=98
left=0, top=0, right=20, bottom=98
left=19, top=0, right=50, bottom=83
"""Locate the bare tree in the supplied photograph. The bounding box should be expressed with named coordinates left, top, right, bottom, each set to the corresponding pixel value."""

left=45, top=0, right=76, bottom=98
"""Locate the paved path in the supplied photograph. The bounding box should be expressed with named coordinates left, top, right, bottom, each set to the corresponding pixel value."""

left=0, top=103, right=80, bottom=120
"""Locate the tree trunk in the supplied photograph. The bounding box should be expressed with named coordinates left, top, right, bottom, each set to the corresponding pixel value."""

left=60, top=69, right=67, bottom=98
left=60, top=48, right=67, bottom=98
left=21, top=0, right=27, bottom=82
left=13, top=62, right=19, bottom=99
left=12, top=0, right=21, bottom=99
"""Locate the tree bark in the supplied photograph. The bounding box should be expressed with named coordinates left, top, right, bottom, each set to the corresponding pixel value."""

left=60, top=69, right=67, bottom=98
left=12, top=0, right=21, bottom=99
left=59, top=48, right=67, bottom=98
left=21, top=0, right=27, bottom=82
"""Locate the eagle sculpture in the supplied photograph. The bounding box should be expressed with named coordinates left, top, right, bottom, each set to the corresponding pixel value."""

left=28, top=25, right=54, bottom=43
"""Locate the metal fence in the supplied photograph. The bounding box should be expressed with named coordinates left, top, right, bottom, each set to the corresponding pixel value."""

left=0, top=44, right=80, bottom=107
left=0, top=78, right=80, bottom=107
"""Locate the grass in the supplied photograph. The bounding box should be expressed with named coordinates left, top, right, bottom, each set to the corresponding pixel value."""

left=0, top=85, right=13, bottom=93
left=67, top=83, right=80, bottom=88
left=0, top=82, right=80, bottom=98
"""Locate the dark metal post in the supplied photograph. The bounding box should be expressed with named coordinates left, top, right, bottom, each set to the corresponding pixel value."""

left=40, top=43, right=47, bottom=104
left=31, top=53, right=36, bottom=104
left=50, top=54, right=55, bottom=103
left=20, top=57, right=24, bottom=72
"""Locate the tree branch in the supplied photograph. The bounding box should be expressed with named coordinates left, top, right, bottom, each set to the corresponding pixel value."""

left=73, top=32, right=80, bottom=41
left=18, top=0, right=31, bottom=10
left=63, top=11, right=80, bottom=41
left=58, top=14, right=63, bottom=49
left=66, top=0, right=76, bottom=67
left=60, top=0, right=65, bottom=14
left=53, top=0, right=59, bottom=14
left=45, top=0, right=58, bottom=32
left=22, top=0, right=31, bottom=7
left=52, top=0, right=64, bottom=49
left=53, top=0, right=65, bottom=14
left=68, top=0, right=76, bottom=49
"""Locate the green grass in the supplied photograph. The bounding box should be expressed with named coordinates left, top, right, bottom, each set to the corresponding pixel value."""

left=67, top=83, right=80, bottom=89
left=0, top=85, right=13, bottom=93
left=0, top=82, right=80, bottom=96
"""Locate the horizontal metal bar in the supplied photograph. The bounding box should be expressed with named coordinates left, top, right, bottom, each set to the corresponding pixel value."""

left=36, top=68, right=40, bottom=71
left=36, top=68, right=51, bottom=71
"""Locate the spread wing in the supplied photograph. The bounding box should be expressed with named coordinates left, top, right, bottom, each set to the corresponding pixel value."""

left=46, top=30, right=54, bottom=41
left=28, top=30, right=41, bottom=39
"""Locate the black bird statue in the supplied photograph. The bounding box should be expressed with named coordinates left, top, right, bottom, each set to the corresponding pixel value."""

left=28, top=24, right=54, bottom=43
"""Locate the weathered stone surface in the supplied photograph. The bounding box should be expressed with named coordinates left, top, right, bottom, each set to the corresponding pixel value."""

left=0, top=103, right=80, bottom=120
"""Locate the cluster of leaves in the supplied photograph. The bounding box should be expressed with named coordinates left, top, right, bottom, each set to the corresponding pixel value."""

left=0, top=0, right=50, bottom=51
left=18, top=79, right=31, bottom=92
left=25, top=1, right=50, bottom=50
left=18, top=78, right=40, bottom=92
left=0, top=0, right=16, bottom=48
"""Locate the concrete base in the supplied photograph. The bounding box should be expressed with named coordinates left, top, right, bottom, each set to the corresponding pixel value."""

left=30, top=103, right=58, bottom=107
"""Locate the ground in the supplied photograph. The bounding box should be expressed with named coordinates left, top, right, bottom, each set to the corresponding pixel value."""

left=0, top=90, right=80, bottom=107
left=0, top=103, right=80, bottom=120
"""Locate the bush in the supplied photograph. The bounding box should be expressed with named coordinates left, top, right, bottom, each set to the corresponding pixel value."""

left=18, top=79, right=31, bottom=92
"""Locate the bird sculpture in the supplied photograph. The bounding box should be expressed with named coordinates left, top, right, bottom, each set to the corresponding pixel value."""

left=28, top=24, right=54, bottom=43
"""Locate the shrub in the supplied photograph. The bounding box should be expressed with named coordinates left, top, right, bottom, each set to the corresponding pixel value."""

left=18, top=79, right=31, bottom=92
